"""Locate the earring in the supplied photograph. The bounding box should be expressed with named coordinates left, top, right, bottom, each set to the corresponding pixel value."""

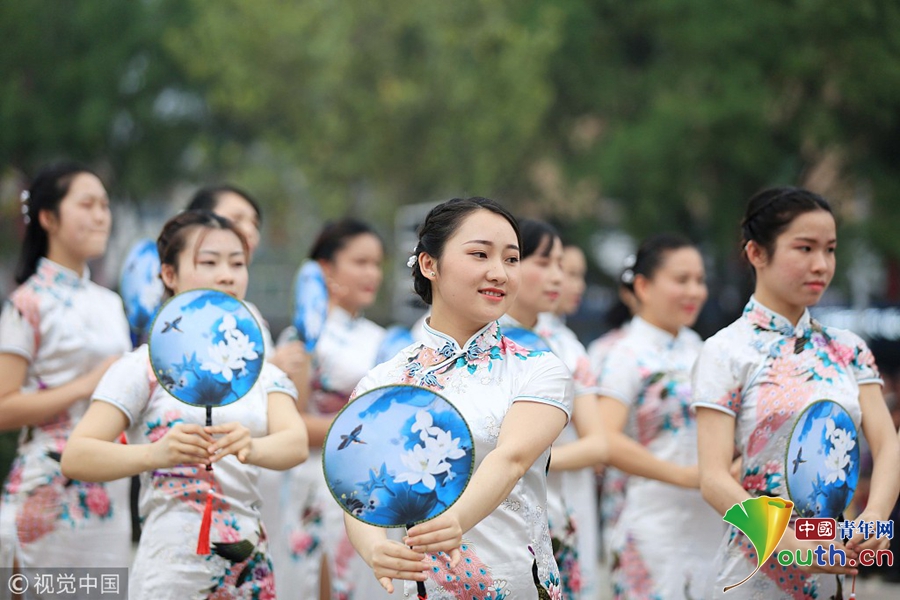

left=430, top=271, right=436, bottom=277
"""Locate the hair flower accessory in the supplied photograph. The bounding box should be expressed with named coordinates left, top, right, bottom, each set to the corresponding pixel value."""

left=20, top=190, right=31, bottom=224
left=623, top=254, right=637, bottom=268
left=621, top=269, right=635, bottom=284
left=406, top=253, right=418, bottom=269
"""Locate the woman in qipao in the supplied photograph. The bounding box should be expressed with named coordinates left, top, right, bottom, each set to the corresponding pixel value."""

left=344, top=197, right=574, bottom=599
left=62, top=210, right=309, bottom=599
left=596, top=233, right=722, bottom=599
left=693, top=187, right=900, bottom=599
left=498, top=219, right=607, bottom=599
left=187, top=184, right=309, bottom=588
left=0, top=163, right=132, bottom=574
left=275, top=218, right=391, bottom=600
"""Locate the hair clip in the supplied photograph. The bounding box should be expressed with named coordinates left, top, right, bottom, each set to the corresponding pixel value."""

left=406, top=254, right=418, bottom=268
left=623, top=254, right=637, bottom=269
left=20, top=190, right=30, bottom=203
left=621, top=269, right=635, bottom=285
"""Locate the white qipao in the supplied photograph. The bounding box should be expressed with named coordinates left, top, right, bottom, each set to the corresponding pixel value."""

left=587, top=323, right=631, bottom=561
left=0, top=258, right=132, bottom=571
left=275, top=307, right=389, bottom=600
left=503, top=312, right=599, bottom=599
left=351, top=320, right=573, bottom=600
left=691, top=297, right=880, bottom=600
left=92, top=346, right=296, bottom=599
left=598, top=316, right=722, bottom=599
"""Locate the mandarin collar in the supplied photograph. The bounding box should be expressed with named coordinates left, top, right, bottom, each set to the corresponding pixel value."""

left=743, top=295, right=813, bottom=338
left=36, top=257, right=89, bottom=289
left=327, top=304, right=363, bottom=327
left=421, top=318, right=501, bottom=355
left=629, top=316, right=682, bottom=349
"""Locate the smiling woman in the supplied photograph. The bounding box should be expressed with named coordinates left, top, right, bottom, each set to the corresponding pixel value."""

left=0, top=162, right=132, bottom=573
left=60, top=209, right=309, bottom=600
left=342, top=197, right=575, bottom=599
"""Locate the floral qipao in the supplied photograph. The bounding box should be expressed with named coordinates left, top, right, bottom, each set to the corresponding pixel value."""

left=276, top=307, right=388, bottom=600
left=511, top=312, right=600, bottom=600
left=351, top=320, right=574, bottom=600
left=0, top=258, right=132, bottom=571
left=92, top=346, right=297, bottom=600
left=691, top=297, right=880, bottom=600
left=587, top=324, right=631, bottom=560
left=598, top=316, right=722, bottom=600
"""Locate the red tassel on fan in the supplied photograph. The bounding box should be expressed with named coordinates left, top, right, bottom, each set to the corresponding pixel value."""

left=196, top=491, right=213, bottom=555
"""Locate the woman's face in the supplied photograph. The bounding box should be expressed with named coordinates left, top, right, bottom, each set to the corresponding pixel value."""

left=321, top=233, right=383, bottom=313
left=635, top=246, right=707, bottom=332
left=516, top=236, right=564, bottom=318
left=558, top=245, right=587, bottom=315
left=428, top=209, right=521, bottom=329
left=162, top=227, right=249, bottom=300
left=43, top=172, right=111, bottom=262
left=213, top=192, right=260, bottom=259
left=753, top=209, right=836, bottom=313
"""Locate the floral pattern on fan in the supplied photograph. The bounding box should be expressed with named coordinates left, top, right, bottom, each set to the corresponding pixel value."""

left=323, top=385, right=474, bottom=527
left=119, top=239, right=163, bottom=342
left=149, top=289, right=264, bottom=407
left=785, top=399, right=859, bottom=519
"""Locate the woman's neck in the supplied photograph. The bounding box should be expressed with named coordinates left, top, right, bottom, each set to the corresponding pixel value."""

left=329, top=299, right=359, bottom=318
left=637, top=311, right=679, bottom=336
left=428, top=305, right=486, bottom=348
left=753, top=289, right=805, bottom=326
left=45, top=245, right=86, bottom=277
left=506, top=305, right=538, bottom=330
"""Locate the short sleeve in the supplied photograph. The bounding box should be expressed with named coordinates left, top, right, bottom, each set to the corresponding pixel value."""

left=91, top=347, right=152, bottom=426
left=690, top=334, right=743, bottom=417
left=830, top=329, right=882, bottom=386
left=513, top=354, right=573, bottom=422
left=0, top=294, right=39, bottom=361
left=260, top=362, right=298, bottom=400
left=572, top=351, right=599, bottom=398
left=349, top=368, right=380, bottom=402
left=596, top=344, right=643, bottom=408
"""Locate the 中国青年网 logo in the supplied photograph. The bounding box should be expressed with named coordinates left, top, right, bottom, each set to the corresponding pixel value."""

left=721, top=496, right=894, bottom=592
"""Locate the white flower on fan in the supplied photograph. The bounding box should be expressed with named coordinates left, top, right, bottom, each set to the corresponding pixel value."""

left=411, top=409, right=441, bottom=440
left=825, top=420, right=856, bottom=456
left=425, top=428, right=466, bottom=462
left=223, top=327, right=259, bottom=364
left=395, top=444, right=451, bottom=490
left=201, top=340, right=246, bottom=382
left=139, top=278, right=163, bottom=311
left=824, top=448, right=851, bottom=485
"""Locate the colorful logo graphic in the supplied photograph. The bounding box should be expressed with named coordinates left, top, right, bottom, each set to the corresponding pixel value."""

left=722, top=496, right=794, bottom=592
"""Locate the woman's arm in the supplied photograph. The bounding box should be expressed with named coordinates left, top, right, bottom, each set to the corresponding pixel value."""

left=598, top=396, right=697, bottom=487
left=0, top=354, right=118, bottom=431
left=62, top=401, right=213, bottom=481
left=548, top=393, right=608, bottom=471
left=206, top=391, right=309, bottom=470
left=696, top=407, right=857, bottom=575
left=846, top=384, right=900, bottom=553
left=302, top=413, right=334, bottom=449
left=404, top=401, right=568, bottom=552
left=269, top=341, right=311, bottom=409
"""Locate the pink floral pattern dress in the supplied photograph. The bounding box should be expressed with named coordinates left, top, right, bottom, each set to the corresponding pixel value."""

left=598, top=316, right=722, bottom=599
left=274, top=307, right=390, bottom=600
left=350, top=320, right=573, bottom=600
left=499, top=312, right=599, bottom=599
left=691, top=297, right=880, bottom=600
left=587, top=323, right=631, bottom=561
left=92, top=346, right=297, bottom=599
left=0, top=258, right=132, bottom=571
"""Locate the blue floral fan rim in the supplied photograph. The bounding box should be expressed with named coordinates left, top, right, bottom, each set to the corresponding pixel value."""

left=292, top=261, right=329, bottom=352
left=148, top=288, right=265, bottom=408
left=502, top=327, right=552, bottom=353
left=322, top=384, right=475, bottom=528
left=784, top=399, right=860, bottom=519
